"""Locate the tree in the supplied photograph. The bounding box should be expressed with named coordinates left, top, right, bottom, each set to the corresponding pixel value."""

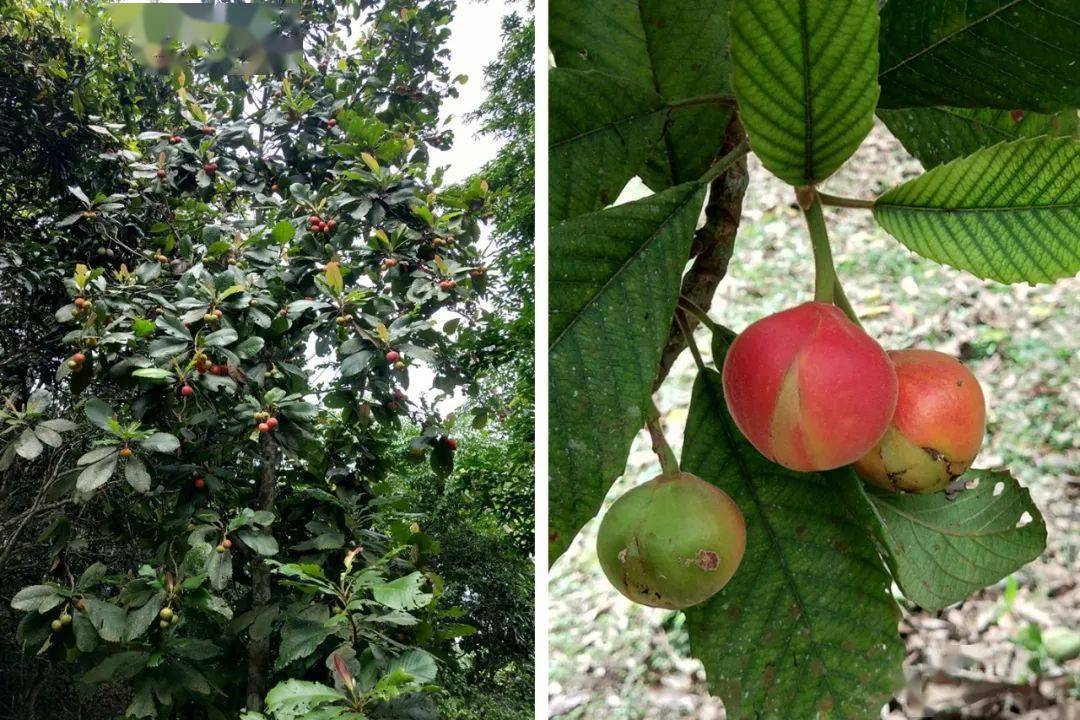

left=549, top=0, right=1077, bottom=717
left=1, top=1, right=520, bottom=718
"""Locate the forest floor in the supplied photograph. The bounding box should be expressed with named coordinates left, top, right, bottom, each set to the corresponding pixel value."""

left=548, top=124, right=1080, bottom=720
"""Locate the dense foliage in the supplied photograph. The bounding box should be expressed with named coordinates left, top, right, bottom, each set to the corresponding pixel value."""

left=0, top=1, right=531, bottom=719
left=550, top=0, right=1077, bottom=717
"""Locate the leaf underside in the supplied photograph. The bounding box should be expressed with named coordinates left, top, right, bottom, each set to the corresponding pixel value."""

left=550, top=0, right=736, bottom=188
left=874, top=137, right=1080, bottom=284
left=879, top=0, right=1080, bottom=111
left=548, top=183, right=705, bottom=564
left=682, top=369, right=904, bottom=720
left=731, top=0, right=880, bottom=186
left=879, top=107, right=1080, bottom=169
left=842, top=469, right=1047, bottom=611
left=549, top=68, right=667, bottom=223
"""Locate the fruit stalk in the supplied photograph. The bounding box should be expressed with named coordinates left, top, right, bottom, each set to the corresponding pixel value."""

left=645, top=400, right=679, bottom=479
left=796, top=186, right=837, bottom=305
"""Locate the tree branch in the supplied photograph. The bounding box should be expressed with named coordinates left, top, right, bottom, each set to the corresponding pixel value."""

left=653, top=116, right=749, bottom=389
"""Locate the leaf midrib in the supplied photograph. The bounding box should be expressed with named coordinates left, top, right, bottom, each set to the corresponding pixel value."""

left=548, top=187, right=698, bottom=351
left=879, top=0, right=1026, bottom=78
left=698, top=373, right=843, bottom=710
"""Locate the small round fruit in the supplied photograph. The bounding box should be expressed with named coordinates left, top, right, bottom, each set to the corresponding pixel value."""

left=266, top=417, right=279, bottom=429
left=393, top=361, right=405, bottom=371
left=60, top=613, right=72, bottom=626
left=722, top=302, right=898, bottom=472
left=309, top=215, right=321, bottom=224
left=160, top=607, right=174, bottom=621
left=439, top=279, right=455, bottom=290
left=213, top=309, right=222, bottom=319
left=67, top=359, right=80, bottom=369
left=159, top=620, right=170, bottom=629
left=76, top=599, right=86, bottom=612
left=156, top=169, right=167, bottom=179
left=216, top=544, right=226, bottom=554
left=51, top=619, right=64, bottom=633
left=855, top=349, right=986, bottom=493
left=194, top=477, right=206, bottom=490
left=597, top=472, right=745, bottom=609
left=170, top=614, right=179, bottom=625
left=258, top=422, right=270, bottom=433
left=385, top=350, right=401, bottom=363
left=180, top=384, right=194, bottom=397
left=204, top=313, right=215, bottom=322
left=119, top=446, right=133, bottom=459
left=325, top=219, right=336, bottom=231
left=446, top=437, right=457, bottom=450
left=222, top=538, right=233, bottom=549
left=271, top=183, right=279, bottom=191
left=327, top=118, right=337, bottom=128
left=72, top=352, right=86, bottom=364
left=201, top=125, right=214, bottom=135
left=383, top=257, right=398, bottom=268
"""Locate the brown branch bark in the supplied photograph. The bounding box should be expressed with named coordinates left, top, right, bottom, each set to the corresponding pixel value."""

left=654, top=117, right=749, bottom=389
left=246, top=434, right=279, bottom=711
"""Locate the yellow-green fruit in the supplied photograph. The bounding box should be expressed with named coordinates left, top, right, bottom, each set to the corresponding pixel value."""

left=596, top=472, right=746, bottom=610
left=60, top=613, right=72, bottom=626
left=51, top=619, right=64, bottom=633
left=159, top=607, right=174, bottom=622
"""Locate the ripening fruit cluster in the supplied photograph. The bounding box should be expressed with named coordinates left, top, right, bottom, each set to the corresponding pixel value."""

left=722, top=302, right=985, bottom=492
left=596, top=301, right=986, bottom=612
left=309, top=215, right=336, bottom=234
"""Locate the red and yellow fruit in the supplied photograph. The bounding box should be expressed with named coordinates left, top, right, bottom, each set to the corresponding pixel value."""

left=855, top=349, right=985, bottom=493
left=722, top=302, right=897, bottom=472
left=596, top=472, right=745, bottom=609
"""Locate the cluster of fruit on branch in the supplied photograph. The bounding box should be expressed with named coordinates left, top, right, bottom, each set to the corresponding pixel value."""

left=598, top=301, right=986, bottom=610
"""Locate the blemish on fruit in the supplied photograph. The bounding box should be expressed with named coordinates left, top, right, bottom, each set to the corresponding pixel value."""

left=696, top=549, right=720, bottom=571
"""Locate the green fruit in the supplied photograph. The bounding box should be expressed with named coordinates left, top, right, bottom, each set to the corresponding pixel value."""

left=160, top=620, right=170, bottom=629
left=60, top=613, right=72, bottom=626
left=596, top=472, right=745, bottom=610
left=51, top=619, right=64, bottom=633
left=160, top=607, right=174, bottom=621
left=170, top=614, right=179, bottom=625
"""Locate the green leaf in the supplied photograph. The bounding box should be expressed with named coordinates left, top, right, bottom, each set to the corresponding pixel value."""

left=271, top=219, right=296, bottom=244
left=340, top=350, right=373, bottom=377
left=139, top=432, right=180, bottom=453
left=82, top=650, right=149, bottom=684
left=234, top=336, right=265, bottom=359
left=131, top=367, right=175, bottom=382
left=681, top=368, right=904, bottom=719
left=731, top=0, right=879, bottom=186
left=124, top=455, right=152, bottom=492
left=879, top=107, right=1079, bottom=169
left=550, top=0, right=736, bottom=188
left=388, top=649, right=438, bottom=684
left=11, top=585, right=62, bottom=613
left=372, top=572, right=433, bottom=611
left=14, top=428, right=43, bottom=460
left=83, top=398, right=116, bottom=431
left=265, top=680, right=344, bottom=716
left=236, top=529, right=279, bottom=556
left=204, top=328, right=238, bottom=347
left=78, top=446, right=118, bottom=466
left=549, top=183, right=704, bottom=563
left=878, top=0, right=1080, bottom=112
left=124, top=592, right=165, bottom=641
left=841, top=470, right=1046, bottom=612
left=77, top=455, right=119, bottom=493
left=873, top=137, right=1080, bottom=284
left=550, top=68, right=666, bottom=222
left=83, top=598, right=128, bottom=643
left=276, top=611, right=337, bottom=669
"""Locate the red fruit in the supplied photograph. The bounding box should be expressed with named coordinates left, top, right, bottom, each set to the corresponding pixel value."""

left=72, top=352, right=86, bottom=364
left=855, top=350, right=986, bottom=493
left=309, top=215, right=321, bottom=224
left=439, top=279, right=455, bottom=290
left=76, top=599, right=87, bottom=612
left=202, top=125, right=214, bottom=135
left=204, top=163, right=215, bottom=173
left=325, top=219, right=336, bottom=231
left=221, top=538, right=233, bottom=549
left=271, top=183, right=279, bottom=191
left=266, top=417, right=279, bottom=429
left=156, top=169, right=167, bottom=178
left=446, top=437, right=457, bottom=450
left=180, top=385, right=194, bottom=397
left=169, top=135, right=180, bottom=144
left=722, top=302, right=898, bottom=472
left=258, top=422, right=270, bottom=433
left=119, top=446, right=133, bottom=459
left=383, top=257, right=398, bottom=268
left=385, top=350, right=401, bottom=363
left=327, top=118, right=337, bottom=128
left=213, top=309, right=223, bottom=318
left=194, top=477, right=206, bottom=489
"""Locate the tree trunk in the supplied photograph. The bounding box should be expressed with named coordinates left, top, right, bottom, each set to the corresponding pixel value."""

left=246, top=434, right=279, bottom=710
